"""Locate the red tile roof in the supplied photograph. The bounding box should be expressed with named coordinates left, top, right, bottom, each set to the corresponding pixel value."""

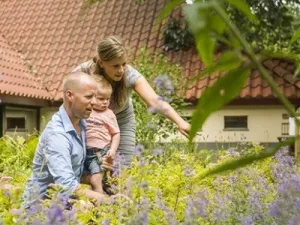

left=0, top=35, right=52, bottom=100
left=0, top=0, right=299, bottom=103
left=185, top=58, right=300, bottom=103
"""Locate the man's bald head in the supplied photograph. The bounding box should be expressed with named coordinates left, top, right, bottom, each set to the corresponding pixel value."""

left=63, top=72, right=97, bottom=93
left=62, top=72, right=98, bottom=120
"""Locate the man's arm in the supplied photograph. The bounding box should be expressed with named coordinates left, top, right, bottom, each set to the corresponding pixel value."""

left=44, top=132, right=80, bottom=195
left=45, top=132, right=110, bottom=203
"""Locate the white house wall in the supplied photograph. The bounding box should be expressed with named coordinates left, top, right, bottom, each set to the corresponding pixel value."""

left=38, top=105, right=288, bottom=145
left=184, top=105, right=288, bottom=143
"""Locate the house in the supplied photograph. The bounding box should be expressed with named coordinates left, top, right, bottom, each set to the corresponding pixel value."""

left=183, top=58, right=300, bottom=147
left=0, top=0, right=299, bottom=146
left=0, top=34, right=54, bottom=137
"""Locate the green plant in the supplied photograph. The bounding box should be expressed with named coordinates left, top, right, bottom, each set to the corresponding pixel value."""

left=0, top=135, right=38, bottom=176
left=132, top=47, right=191, bottom=145
left=163, top=18, right=195, bottom=51
left=2, top=141, right=299, bottom=224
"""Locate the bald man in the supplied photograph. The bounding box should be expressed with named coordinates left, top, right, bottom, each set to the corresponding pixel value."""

left=23, top=72, right=111, bottom=208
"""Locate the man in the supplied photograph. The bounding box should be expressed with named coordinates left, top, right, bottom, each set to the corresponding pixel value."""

left=23, top=72, right=112, bottom=207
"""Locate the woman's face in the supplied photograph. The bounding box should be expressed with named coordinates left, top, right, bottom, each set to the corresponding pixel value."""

left=99, top=54, right=127, bottom=82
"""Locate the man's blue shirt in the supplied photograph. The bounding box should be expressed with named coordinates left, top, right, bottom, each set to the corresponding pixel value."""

left=23, top=105, right=86, bottom=206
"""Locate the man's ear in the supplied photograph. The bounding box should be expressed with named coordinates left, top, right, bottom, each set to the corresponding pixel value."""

left=65, top=90, right=74, bottom=102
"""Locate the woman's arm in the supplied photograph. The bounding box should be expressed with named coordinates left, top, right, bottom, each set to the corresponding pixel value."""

left=133, top=76, right=190, bottom=137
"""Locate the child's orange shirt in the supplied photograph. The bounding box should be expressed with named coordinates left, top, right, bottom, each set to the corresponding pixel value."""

left=86, top=109, right=120, bottom=149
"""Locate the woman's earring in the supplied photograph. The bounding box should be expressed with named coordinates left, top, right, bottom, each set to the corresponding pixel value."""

left=98, top=59, right=103, bottom=68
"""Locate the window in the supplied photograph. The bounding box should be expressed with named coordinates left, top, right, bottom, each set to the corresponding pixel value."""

left=282, top=113, right=289, bottom=120
left=224, top=116, right=248, bottom=131
left=281, top=122, right=289, bottom=136
left=6, top=117, right=26, bottom=131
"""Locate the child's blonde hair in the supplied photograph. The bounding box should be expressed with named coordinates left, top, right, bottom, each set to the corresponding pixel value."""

left=91, top=74, right=112, bottom=95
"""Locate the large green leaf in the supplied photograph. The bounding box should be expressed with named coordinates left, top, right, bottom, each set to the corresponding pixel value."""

left=194, top=30, right=216, bottom=67
left=210, top=13, right=226, bottom=35
left=199, top=137, right=295, bottom=179
left=201, top=51, right=242, bottom=76
left=226, top=0, right=258, bottom=24
left=183, top=2, right=216, bottom=67
left=157, top=0, right=183, bottom=24
left=189, top=67, right=250, bottom=141
left=290, top=27, right=300, bottom=44
left=187, top=51, right=243, bottom=87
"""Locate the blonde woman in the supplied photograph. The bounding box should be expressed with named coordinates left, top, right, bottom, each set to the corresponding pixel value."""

left=73, top=36, right=190, bottom=166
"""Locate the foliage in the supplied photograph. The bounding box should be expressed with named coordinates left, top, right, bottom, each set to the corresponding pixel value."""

left=227, top=0, right=300, bottom=52
left=163, top=18, right=194, bottom=51
left=160, top=0, right=300, bottom=53
left=1, top=137, right=300, bottom=224
left=0, top=135, right=38, bottom=176
left=132, top=47, right=190, bottom=145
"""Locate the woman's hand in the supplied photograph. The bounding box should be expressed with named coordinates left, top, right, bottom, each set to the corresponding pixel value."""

left=178, top=121, right=190, bottom=137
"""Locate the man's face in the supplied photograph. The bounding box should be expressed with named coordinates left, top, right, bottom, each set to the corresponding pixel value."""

left=70, top=82, right=97, bottom=119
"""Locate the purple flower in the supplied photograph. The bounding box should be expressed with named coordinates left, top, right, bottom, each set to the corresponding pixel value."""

left=31, top=218, right=43, bottom=225
left=153, top=74, right=174, bottom=94
left=241, top=216, right=254, bottom=225
left=228, top=147, right=239, bottom=157
left=46, top=206, right=65, bottom=224
left=184, top=167, right=196, bottom=177
left=102, top=219, right=110, bottom=225
left=152, top=148, right=163, bottom=156
left=134, top=144, right=144, bottom=157
left=287, top=215, right=300, bottom=225
left=296, top=198, right=300, bottom=210
left=11, top=209, right=23, bottom=216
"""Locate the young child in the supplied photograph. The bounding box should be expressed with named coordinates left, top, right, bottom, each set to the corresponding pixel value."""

left=85, top=76, right=120, bottom=194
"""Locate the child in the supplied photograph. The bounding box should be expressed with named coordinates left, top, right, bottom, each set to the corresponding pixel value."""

left=85, top=76, right=120, bottom=194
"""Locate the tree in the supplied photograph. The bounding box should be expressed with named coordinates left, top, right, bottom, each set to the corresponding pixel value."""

left=228, top=0, right=300, bottom=52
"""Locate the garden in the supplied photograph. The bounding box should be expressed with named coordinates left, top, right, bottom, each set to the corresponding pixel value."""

left=1, top=134, right=300, bottom=224
left=1, top=0, right=300, bottom=224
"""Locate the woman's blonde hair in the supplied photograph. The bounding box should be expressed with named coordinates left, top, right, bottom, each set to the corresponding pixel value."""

left=92, top=36, right=127, bottom=107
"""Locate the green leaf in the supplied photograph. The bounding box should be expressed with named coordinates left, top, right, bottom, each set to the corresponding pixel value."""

left=183, top=2, right=211, bottom=34
left=201, top=51, right=242, bottom=76
left=189, top=67, right=250, bottom=141
left=183, top=2, right=216, bottom=67
left=199, top=137, right=295, bottom=178
left=226, top=0, right=258, bottom=24
left=290, top=27, right=300, bottom=44
left=157, top=0, right=183, bottom=24
left=210, top=14, right=226, bottom=34
left=194, top=30, right=216, bottom=67
left=294, top=62, right=300, bottom=78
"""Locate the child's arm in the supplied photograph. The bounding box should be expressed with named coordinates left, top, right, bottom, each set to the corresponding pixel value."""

left=107, top=132, right=120, bottom=159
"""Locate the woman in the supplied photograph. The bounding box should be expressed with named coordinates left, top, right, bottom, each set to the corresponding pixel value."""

left=73, top=36, right=190, bottom=166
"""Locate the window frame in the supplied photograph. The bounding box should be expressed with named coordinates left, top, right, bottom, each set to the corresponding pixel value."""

left=6, top=117, right=27, bottom=132
left=223, top=115, right=248, bottom=131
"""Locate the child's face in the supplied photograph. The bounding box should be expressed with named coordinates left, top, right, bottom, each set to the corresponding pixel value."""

left=94, top=89, right=111, bottom=111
